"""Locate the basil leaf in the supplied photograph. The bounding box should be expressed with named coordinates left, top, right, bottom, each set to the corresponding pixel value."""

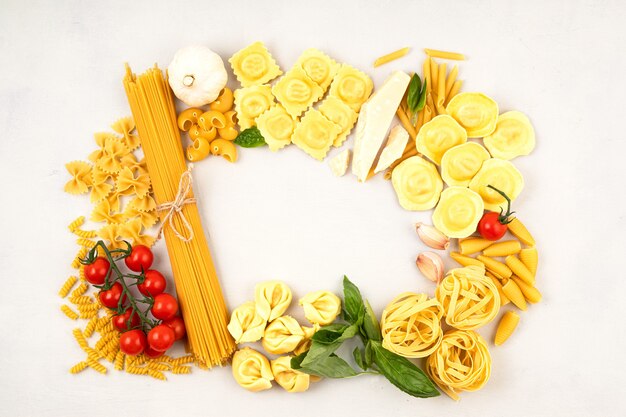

left=290, top=351, right=307, bottom=370
left=233, top=126, right=266, bottom=148
left=300, top=339, right=342, bottom=367
left=353, top=347, right=367, bottom=370
left=299, top=354, right=359, bottom=379
left=343, top=276, right=365, bottom=325
left=416, top=79, right=428, bottom=112
left=362, top=299, right=381, bottom=341
left=364, top=340, right=374, bottom=369
left=313, top=323, right=358, bottom=344
left=406, top=74, right=422, bottom=113
left=370, top=341, right=440, bottom=398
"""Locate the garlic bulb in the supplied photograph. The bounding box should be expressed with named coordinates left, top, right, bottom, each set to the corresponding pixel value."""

left=416, top=252, right=444, bottom=283
left=415, top=222, right=450, bottom=250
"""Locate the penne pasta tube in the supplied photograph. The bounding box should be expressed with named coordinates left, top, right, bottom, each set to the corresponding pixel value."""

left=424, top=48, right=466, bottom=61
left=460, top=237, right=494, bottom=255
left=450, top=252, right=484, bottom=268
left=437, top=63, right=447, bottom=108
left=430, top=59, right=439, bottom=96
left=445, top=65, right=459, bottom=98
left=395, top=108, right=418, bottom=140
left=483, top=240, right=522, bottom=257
left=374, top=47, right=410, bottom=67
left=444, top=80, right=463, bottom=106
left=477, top=255, right=512, bottom=279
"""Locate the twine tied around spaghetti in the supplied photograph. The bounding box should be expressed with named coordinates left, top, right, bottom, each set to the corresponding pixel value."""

left=156, top=168, right=196, bottom=242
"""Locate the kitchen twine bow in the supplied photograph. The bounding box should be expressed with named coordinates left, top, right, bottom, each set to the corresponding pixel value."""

left=156, top=167, right=196, bottom=242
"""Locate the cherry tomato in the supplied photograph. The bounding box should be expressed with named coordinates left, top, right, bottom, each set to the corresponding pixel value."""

left=147, top=324, right=176, bottom=352
left=112, top=308, right=141, bottom=332
left=477, top=211, right=509, bottom=241
left=98, top=282, right=126, bottom=309
left=119, top=329, right=147, bottom=356
left=163, top=316, right=186, bottom=340
left=138, top=270, right=167, bottom=297
left=124, top=245, right=154, bottom=272
left=151, top=293, right=178, bottom=320
left=144, top=345, right=165, bottom=359
left=84, top=257, right=110, bottom=285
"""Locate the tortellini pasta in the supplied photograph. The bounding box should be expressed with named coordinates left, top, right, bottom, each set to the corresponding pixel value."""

left=440, top=142, right=491, bottom=187
left=328, top=64, right=373, bottom=112
left=255, top=281, right=292, bottom=322
left=380, top=293, right=443, bottom=358
left=231, top=347, right=274, bottom=392
left=227, top=301, right=267, bottom=344
left=229, top=41, right=283, bottom=87
left=272, top=67, right=324, bottom=118
left=233, top=85, right=275, bottom=130
left=318, top=96, right=358, bottom=147
left=271, top=356, right=311, bottom=393
left=483, top=111, right=536, bottom=159
left=294, top=48, right=339, bottom=92
left=291, top=109, right=341, bottom=160
left=446, top=92, right=499, bottom=138
left=293, top=324, right=319, bottom=356
left=391, top=156, right=443, bottom=211
left=432, top=186, right=484, bottom=238
left=262, top=316, right=305, bottom=355
left=468, top=158, right=524, bottom=212
left=416, top=115, right=467, bottom=165
left=426, top=330, right=492, bottom=401
left=256, top=104, right=297, bottom=151
left=299, top=290, right=342, bottom=325
left=435, top=265, right=500, bottom=330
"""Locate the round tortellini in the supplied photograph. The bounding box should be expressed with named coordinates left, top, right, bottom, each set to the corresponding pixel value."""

left=262, top=316, right=306, bottom=355
left=255, top=281, right=292, bottom=322
left=299, top=290, right=342, bottom=325
left=391, top=156, right=443, bottom=211
left=440, top=142, right=491, bottom=187
left=469, top=158, right=524, bottom=212
left=446, top=92, right=499, bottom=138
left=432, top=186, right=485, bottom=238
left=416, top=115, right=467, bottom=165
left=271, top=356, right=311, bottom=393
left=231, top=347, right=274, bottom=392
left=483, top=111, right=535, bottom=160
left=227, top=301, right=267, bottom=344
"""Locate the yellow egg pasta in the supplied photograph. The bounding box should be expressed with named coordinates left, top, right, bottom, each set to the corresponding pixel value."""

left=391, top=156, right=443, bottom=211
left=446, top=92, right=498, bottom=138
left=227, top=301, right=267, bottom=344
left=450, top=251, right=484, bottom=268
left=234, top=85, right=275, bottom=130
left=482, top=240, right=521, bottom=257
left=459, top=237, right=494, bottom=255
left=291, top=109, right=341, bottom=161
left=494, top=311, right=520, bottom=346
left=507, top=218, right=536, bottom=247
left=501, top=278, right=527, bottom=311
left=477, top=255, right=513, bottom=279
left=64, top=161, right=93, bottom=195
left=432, top=186, right=484, bottom=238
left=272, top=66, right=324, bottom=118
left=328, top=64, right=374, bottom=112
left=511, top=276, right=542, bottom=304
left=380, top=293, right=444, bottom=358
left=416, top=115, right=467, bottom=165
left=256, top=104, right=297, bottom=151
left=262, top=316, right=305, bottom=355
left=271, top=356, right=311, bottom=393
left=229, top=41, right=283, bottom=87
left=486, top=272, right=509, bottom=306
left=295, top=48, right=340, bottom=92
left=373, top=47, right=410, bottom=67
left=440, top=142, right=490, bottom=187
left=505, top=255, right=535, bottom=286
left=299, top=290, right=342, bottom=325
left=255, top=281, right=292, bottom=322
left=519, top=247, right=538, bottom=275
left=484, top=111, right=535, bottom=160
left=318, top=95, right=358, bottom=147
left=469, top=158, right=524, bottom=212
left=424, top=48, right=466, bottom=61
left=111, top=116, right=140, bottom=151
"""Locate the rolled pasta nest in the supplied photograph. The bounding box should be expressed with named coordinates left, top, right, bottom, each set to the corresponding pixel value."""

left=380, top=292, right=444, bottom=358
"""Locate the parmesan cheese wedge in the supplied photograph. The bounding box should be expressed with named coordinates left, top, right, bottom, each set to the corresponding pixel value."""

left=328, top=149, right=351, bottom=177
left=374, top=124, right=409, bottom=173
left=351, top=71, right=411, bottom=182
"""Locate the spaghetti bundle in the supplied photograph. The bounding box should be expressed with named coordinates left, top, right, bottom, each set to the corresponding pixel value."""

left=123, top=65, right=235, bottom=367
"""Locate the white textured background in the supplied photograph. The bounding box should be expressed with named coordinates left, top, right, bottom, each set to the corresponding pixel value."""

left=1, top=0, right=625, bottom=416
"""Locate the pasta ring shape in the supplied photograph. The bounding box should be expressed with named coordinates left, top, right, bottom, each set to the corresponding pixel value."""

left=440, top=142, right=491, bottom=187
left=262, top=316, right=305, bottom=355
left=380, top=293, right=444, bottom=358
left=299, top=290, right=342, bottom=325
left=229, top=41, right=282, bottom=87
left=227, top=301, right=267, bottom=344
left=391, top=156, right=443, bottom=211
left=209, top=88, right=234, bottom=113
left=469, top=158, right=524, bottom=212
left=426, top=330, right=492, bottom=401
left=255, top=281, right=292, bottom=322
left=271, top=356, right=310, bottom=393
left=484, top=110, right=535, bottom=160
left=432, top=186, right=484, bottom=238
left=234, top=85, right=275, bottom=130
left=446, top=92, right=499, bottom=138
left=435, top=265, right=500, bottom=330
left=256, top=104, right=296, bottom=151
left=291, top=109, right=341, bottom=160
left=294, top=48, right=340, bottom=92
left=416, top=115, right=467, bottom=165
left=272, top=67, right=324, bottom=118
left=231, top=347, right=274, bottom=392
left=328, top=64, right=374, bottom=112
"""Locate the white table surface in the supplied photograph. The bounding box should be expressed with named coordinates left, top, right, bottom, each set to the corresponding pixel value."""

left=1, top=0, right=625, bottom=416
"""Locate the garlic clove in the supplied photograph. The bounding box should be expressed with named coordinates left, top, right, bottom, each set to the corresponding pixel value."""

left=416, top=252, right=445, bottom=284
left=415, top=222, right=450, bottom=250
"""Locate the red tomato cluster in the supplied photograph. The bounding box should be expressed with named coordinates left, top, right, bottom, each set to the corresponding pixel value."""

left=84, top=245, right=186, bottom=357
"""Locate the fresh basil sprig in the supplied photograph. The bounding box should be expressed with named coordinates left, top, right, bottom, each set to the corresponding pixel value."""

left=233, top=126, right=266, bottom=148
left=291, top=276, right=440, bottom=398
left=406, top=74, right=428, bottom=114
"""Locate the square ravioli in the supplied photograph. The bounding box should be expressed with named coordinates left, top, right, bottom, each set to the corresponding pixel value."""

left=291, top=109, right=341, bottom=160
left=234, top=85, right=275, bottom=130
left=229, top=41, right=283, bottom=87
left=328, top=64, right=373, bottom=112
left=294, top=48, right=340, bottom=92
left=256, top=104, right=298, bottom=152
left=318, top=95, right=358, bottom=147
left=272, top=67, right=324, bottom=118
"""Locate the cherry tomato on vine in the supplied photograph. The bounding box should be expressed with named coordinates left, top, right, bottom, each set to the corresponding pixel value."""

left=151, top=293, right=178, bottom=320
left=98, top=282, right=126, bottom=309
left=119, top=329, right=147, bottom=356
left=147, top=324, right=176, bottom=352
left=476, top=185, right=515, bottom=241
left=84, top=257, right=110, bottom=285
left=138, top=270, right=167, bottom=297
left=125, top=245, right=154, bottom=272
left=144, top=345, right=165, bottom=359
left=163, top=316, right=186, bottom=340
left=112, top=308, right=141, bottom=332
